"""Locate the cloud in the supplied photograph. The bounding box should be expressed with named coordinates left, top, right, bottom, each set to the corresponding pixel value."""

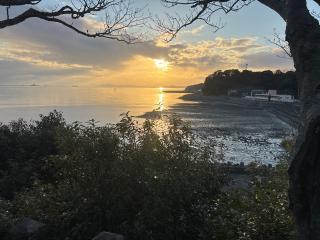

left=165, top=37, right=292, bottom=72
left=0, top=17, right=170, bottom=85
left=240, top=49, right=293, bottom=70
left=0, top=59, right=87, bottom=84
left=0, top=16, right=294, bottom=86
left=0, top=18, right=168, bottom=68
left=180, top=25, right=206, bottom=36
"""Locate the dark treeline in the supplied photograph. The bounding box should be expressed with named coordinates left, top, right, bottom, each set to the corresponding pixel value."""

left=202, top=69, right=298, bottom=96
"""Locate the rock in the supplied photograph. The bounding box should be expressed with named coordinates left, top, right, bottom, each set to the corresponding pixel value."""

left=12, top=218, right=45, bottom=240
left=92, top=232, right=124, bottom=240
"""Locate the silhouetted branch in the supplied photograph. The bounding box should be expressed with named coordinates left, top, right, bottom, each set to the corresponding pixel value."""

left=0, top=0, right=40, bottom=6
left=266, top=30, right=292, bottom=58
left=0, top=0, right=148, bottom=43
left=154, top=0, right=263, bottom=41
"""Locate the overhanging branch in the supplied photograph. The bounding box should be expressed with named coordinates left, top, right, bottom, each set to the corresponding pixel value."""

left=156, top=0, right=253, bottom=41
left=0, top=0, right=148, bottom=43
left=0, top=0, right=41, bottom=6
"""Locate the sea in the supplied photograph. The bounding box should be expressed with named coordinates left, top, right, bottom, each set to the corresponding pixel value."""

left=0, top=86, right=293, bottom=165
left=0, top=86, right=185, bottom=123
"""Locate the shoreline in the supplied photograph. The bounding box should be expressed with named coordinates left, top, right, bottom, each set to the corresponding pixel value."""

left=178, top=92, right=300, bottom=129
left=140, top=92, right=299, bottom=165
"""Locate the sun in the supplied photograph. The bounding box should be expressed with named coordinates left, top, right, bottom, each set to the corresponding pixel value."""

left=154, top=59, right=169, bottom=71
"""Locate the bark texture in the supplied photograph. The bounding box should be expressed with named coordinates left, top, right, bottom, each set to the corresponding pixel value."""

left=285, top=0, right=320, bottom=239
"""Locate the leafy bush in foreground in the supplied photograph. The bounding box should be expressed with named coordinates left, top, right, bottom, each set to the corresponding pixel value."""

left=0, top=111, right=65, bottom=199
left=0, top=112, right=296, bottom=240
left=7, top=113, right=224, bottom=240
left=208, top=161, right=297, bottom=240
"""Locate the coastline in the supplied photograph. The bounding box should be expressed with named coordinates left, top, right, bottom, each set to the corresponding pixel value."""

left=141, top=92, right=299, bottom=165
left=178, top=92, right=300, bottom=129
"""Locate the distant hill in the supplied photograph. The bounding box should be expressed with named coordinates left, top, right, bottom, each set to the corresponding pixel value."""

left=202, top=69, right=298, bottom=97
left=185, top=83, right=203, bottom=93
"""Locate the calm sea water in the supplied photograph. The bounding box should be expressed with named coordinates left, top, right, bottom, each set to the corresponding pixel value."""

left=0, top=86, right=291, bottom=164
left=0, top=86, right=186, bottom=123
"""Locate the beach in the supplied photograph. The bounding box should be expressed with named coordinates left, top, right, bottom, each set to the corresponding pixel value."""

left=157, top=92, right=300, bottom=165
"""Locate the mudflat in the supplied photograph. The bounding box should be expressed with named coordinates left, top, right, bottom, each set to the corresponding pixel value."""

left=168, top=93, right=299, bottom=164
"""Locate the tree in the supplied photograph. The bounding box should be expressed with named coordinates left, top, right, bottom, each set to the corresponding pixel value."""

left=0, top=0, right=147, bottom=43
left=156, top=1, right=320, bottom=239
left=202, top=69, right=298, bottom=96
left=266, top=29, right=292, bottom=58
left=1, top=0, right=320, bottom=239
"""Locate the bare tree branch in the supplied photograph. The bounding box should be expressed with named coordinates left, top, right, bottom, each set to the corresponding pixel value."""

left=0, top=0, right=149, bottom=43
left=155, top=0, right=254, bottom=41
left=0, top=0, right=41, bottom=6
left=266, top=29, right=292, bottom=58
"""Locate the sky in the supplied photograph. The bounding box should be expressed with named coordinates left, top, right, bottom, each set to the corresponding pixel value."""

left=0, top=0, right=318, bottom=88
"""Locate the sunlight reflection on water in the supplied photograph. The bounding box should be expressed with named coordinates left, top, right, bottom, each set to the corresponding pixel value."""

left=0, top=86, right=186, bottom=123
left=0, top=86, right=292, bottom=165
left=158, top=91, right=165, bottom=111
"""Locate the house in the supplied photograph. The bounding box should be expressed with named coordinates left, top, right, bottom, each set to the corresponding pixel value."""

left=244, top=89, right=296, bottom=103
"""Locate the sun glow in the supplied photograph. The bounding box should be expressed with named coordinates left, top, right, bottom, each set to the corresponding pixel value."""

left=154, top=59, right=169, bottom=71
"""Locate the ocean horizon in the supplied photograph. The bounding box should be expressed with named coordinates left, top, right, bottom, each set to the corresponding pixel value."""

left=0, top=86, right=187, bottom=123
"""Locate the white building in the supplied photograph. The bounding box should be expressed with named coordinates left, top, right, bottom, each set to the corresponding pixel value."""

left=245, top=89, right=296, bottom=103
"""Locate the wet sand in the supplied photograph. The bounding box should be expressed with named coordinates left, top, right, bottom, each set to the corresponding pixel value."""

left=145, top=93, right=300, bottom=165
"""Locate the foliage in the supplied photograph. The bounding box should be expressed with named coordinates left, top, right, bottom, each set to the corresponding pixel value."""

left=0, top=110, right=66, bottom=199
left=281, top=137, right=295, bottom=154
left=0, top=112, right=296, bottom=240
left=3, top=112, right=223, bottom=240
left=202, top=69, right=298, bottom=96
left=207, top=160, right=297, bottom=240
left=0, top=199, right=13, bottom=240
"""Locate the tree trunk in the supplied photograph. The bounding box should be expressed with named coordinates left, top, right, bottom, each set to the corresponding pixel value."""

left=286, top=0, right=320, bottom=239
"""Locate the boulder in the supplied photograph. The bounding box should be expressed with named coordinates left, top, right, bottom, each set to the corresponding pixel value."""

left=92, top=232, right=124, bottom=240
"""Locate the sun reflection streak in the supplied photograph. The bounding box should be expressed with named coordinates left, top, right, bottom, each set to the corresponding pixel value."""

left=158, top=87, right=165, bottom=111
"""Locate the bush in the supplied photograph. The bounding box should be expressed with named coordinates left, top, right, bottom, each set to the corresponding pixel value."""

left=207, top=160, right=297, bottom=240
left=0, top=199, right=13, bottom=239
left=0, top=112, right=296, bottom=240
left=0, top=110, right=66, bottom=199
left=10, top=113, right=224, bottom=240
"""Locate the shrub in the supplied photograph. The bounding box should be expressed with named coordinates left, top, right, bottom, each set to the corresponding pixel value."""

left=0, top=199, right=13, bottom=239
left=0, top=110, right=66, bottom=199
left=12, top=113, right=224, bottom=240
left=0, top=112, right=296, bottom=240
left=207, top=160, right=297, bottom=240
